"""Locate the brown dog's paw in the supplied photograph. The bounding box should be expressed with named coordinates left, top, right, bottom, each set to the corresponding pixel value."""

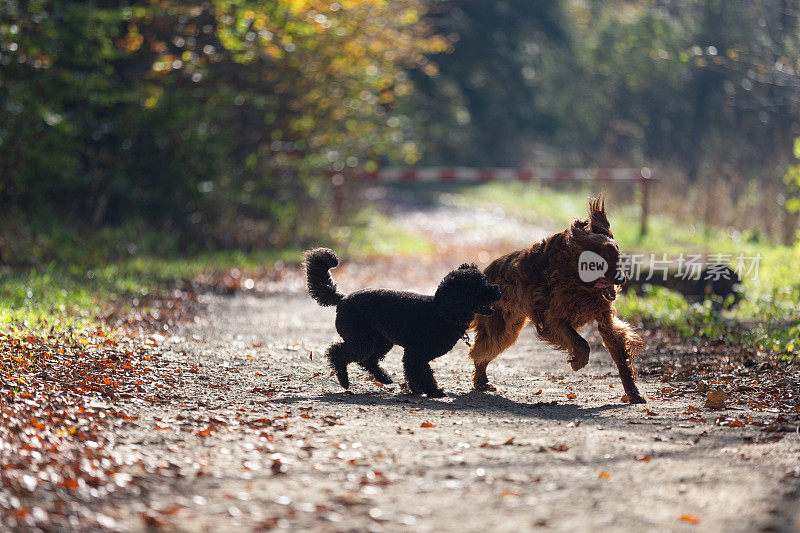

left=622, top=393, right=647, bottom=404
left=473, top=382, right=497, bottom=392
left=567, top=353, right=589, bottom=371
left=567, top=342, right=590, bottom=371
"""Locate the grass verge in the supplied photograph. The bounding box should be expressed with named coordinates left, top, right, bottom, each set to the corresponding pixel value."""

left=0, top=206, right=435, bottom=334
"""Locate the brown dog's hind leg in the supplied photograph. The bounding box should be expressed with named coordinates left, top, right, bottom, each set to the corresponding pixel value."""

left=469, top=311, right=527, bottom=391
left=597, top=313, right=646, bottom=404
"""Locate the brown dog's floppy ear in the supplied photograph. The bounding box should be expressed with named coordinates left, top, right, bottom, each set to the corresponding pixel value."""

left=602, top=240, right=618, bottom=253
left=570, top=218, right=589, bottom=241
left=588, top=195, right=613, bottom=237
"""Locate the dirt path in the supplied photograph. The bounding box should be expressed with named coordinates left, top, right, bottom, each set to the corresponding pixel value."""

left=103, top=196, right=799, bottom=532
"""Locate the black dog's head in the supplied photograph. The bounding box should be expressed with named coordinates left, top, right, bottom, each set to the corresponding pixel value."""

left=434, top=263, right=502, bottom=326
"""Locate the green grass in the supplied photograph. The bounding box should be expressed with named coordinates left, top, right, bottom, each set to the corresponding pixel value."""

left=0, top=249, right=302, bottom=332
left=456, top=182, right=800, bottom=358
left=0, top=206, right=434, bottom=333
left=454, top=181, right=775, bottom=254
left=334, top=206, right=436, bottom=257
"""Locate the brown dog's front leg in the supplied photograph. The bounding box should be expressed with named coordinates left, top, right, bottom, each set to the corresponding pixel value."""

left=539, top=321, right=590, bottom=371
left=597, top=313, right=646, bottom=404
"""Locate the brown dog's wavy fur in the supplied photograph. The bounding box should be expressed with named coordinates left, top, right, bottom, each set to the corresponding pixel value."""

left=469, top=196, right=647, bottom=403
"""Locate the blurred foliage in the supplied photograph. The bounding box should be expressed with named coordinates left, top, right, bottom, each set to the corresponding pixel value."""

left=0, top=0, right=441, bottom=265
left=416, top=0, right=800, bottom=181
left=408, top=1, right=567, bottom=166
left=4, top=0, right=800, bottom=265
left=784, top=137, right=800, bottom=213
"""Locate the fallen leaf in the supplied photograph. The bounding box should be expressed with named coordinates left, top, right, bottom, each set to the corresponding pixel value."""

left=420, top=422, right=436, bottom=428
left=141, top=512, right=169, bottom=527
left=680, top=514, right=700, bottom=524
left=598, top=471, right=611, bottom=480
left=322, top=415, right=340, bottom=426
left=704, top=390, right=727, bottom=410
left=566, top=393, right=578, bottom=400
left=61, top=478, right=79, bottom=489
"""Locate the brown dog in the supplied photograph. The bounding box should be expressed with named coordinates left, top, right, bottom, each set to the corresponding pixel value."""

left=469, top=197, right=646, bottom=403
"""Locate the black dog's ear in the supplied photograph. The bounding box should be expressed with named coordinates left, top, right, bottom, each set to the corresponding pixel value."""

left=459, top=263, right=478, bottom=270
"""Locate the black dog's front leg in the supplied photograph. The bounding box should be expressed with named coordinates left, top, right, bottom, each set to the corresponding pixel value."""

left=358, top=360, right=393, bottom=384
left=402, top=351, right=444, bottom=398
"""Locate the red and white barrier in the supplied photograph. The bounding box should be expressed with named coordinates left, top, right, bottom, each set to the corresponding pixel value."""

left=352, top=167, right=652, bottom=183
left=332, top=166, right=656, bottom=235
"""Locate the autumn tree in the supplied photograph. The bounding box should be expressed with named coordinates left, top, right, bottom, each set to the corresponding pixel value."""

left=0, top=0, right=442, bottom=253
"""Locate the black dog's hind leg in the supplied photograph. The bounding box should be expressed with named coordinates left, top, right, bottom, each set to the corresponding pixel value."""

left=402, top=351, right=444, bottom=398
left=326, top=342, right=353, bottom=389
left=358, top=337, right=393, bottom=384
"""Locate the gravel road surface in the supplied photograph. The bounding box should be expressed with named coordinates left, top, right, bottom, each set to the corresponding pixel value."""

left=104, top=195, right=799, bottom=532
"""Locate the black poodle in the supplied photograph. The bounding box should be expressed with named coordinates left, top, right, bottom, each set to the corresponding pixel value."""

left=303, top=248, right=502, bottom=397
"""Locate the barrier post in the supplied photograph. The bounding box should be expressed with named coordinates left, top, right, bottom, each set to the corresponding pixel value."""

left=639, top=168, right=652, bottom=237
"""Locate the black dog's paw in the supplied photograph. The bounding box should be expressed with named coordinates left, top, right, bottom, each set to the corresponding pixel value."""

left=401, top=381, right=426, bottom=395
left=401, top=381, right=445, bottom=398
left=332, top=364, right=350, bottom=389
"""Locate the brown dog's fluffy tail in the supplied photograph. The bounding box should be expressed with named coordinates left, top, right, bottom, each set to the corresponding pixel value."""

left=303, top=248, right=344, bottom=306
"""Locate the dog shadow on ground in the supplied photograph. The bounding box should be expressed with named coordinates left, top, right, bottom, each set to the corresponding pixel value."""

left=275, top=390, right=629, bottom=422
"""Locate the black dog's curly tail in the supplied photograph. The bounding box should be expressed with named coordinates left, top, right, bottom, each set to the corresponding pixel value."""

left=303, top=248, right=344, bottom=306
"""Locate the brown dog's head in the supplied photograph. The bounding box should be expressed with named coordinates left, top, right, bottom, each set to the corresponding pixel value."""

left=569, top=196, right=627, bottom=301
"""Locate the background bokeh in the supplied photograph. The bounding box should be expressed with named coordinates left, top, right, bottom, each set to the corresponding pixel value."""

left=4, top=0, right=800, bottom=265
